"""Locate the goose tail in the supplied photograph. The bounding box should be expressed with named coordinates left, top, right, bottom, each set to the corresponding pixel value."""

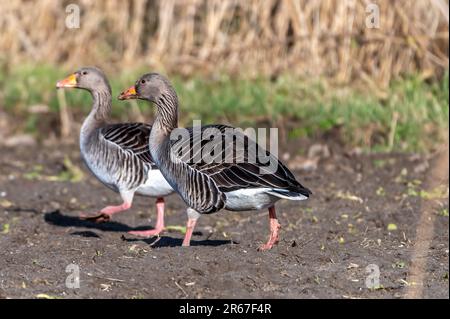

left=267, top=186, right=312, bottom=201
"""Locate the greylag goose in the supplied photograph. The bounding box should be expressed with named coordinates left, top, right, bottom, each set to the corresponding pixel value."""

left=118, top=73, right=311, bottom=250
left=56, top=67, right=174, bottom=237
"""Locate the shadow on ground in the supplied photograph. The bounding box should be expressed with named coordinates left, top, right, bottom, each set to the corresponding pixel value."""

left=44, top=210, right=233, bottom=248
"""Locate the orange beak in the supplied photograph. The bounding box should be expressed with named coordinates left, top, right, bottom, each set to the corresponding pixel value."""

left=118, top=86, right=138, bottom=100
left=56, top=73, right=77, bottom=88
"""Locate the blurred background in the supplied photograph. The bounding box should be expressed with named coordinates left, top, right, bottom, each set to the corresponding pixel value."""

left=0, top=1, right=448, bottom=300
left=0, top=0, right=448, bottom=153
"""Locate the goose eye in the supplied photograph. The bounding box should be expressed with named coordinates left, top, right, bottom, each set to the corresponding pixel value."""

left=82, top=71, right=88, bottom=75
left=141, top=80, right=146, bottom=84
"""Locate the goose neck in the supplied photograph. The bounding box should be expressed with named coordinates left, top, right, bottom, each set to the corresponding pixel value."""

left=149, top=95, right=179, bottom=168
left=80, top=88, right=111, bottom=143
left=92, top=89, right=112, bottom=122
left=156, top=94, right=179, bottom=132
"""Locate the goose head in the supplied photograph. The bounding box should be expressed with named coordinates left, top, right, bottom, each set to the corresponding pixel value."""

left=118, top=73, right=177, bottom=105
left=56, top=67, right=111, bottom=94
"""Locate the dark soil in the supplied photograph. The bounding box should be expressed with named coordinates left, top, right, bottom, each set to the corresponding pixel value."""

left=0, top=144, right=448, bottom=299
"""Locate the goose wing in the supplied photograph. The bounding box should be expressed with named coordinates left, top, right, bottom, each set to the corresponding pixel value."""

left=172, top=125, right=311, bottom=196
left=100, top=123, right=156, bottom=167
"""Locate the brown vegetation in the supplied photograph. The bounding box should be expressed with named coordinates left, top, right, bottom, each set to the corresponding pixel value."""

left=0, top=0, right=448, bottom=85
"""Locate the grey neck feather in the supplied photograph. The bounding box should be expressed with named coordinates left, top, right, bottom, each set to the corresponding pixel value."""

left=149, top=88, right=182, bottom=187
left=155, top=91, right=179, bottom=134
left=150, top=88, right=179, bottom=147
left=80, top=87, right=111, bottom=145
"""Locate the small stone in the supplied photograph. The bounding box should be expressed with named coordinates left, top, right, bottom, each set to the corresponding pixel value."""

left=289, top=156, right=319, bottom=171
left=414, top=161, right=429, bottom=174
left=307, top=144, right=330, bottom=159
left=3, top=134, right=36, bottom=147
left=347, top=263, right=360, bottom=269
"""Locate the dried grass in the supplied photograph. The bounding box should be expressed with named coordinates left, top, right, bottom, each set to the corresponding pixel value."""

left=0, top=0, right=448, bottom=86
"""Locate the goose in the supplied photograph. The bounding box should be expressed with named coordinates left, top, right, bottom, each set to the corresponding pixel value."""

left=56, top=67, right=175, bottom=237
left=118, top=73, right=311, bottom=250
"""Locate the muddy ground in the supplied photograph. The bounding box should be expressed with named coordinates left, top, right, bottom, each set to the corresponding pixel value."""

left=0, top=143, right=448, bottom=299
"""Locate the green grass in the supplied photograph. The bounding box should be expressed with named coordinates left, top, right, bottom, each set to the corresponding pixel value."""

left=0, top=64, right=448, bottom=152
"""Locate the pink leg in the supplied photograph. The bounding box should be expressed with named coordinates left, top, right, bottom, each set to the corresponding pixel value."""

left=80, top=201, right=132, bottom=223
left=258, top=206, right=281, bottom=251
left=129, top=198, right=165, bottom=237
left=182, top=218, right=198, bottom=247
